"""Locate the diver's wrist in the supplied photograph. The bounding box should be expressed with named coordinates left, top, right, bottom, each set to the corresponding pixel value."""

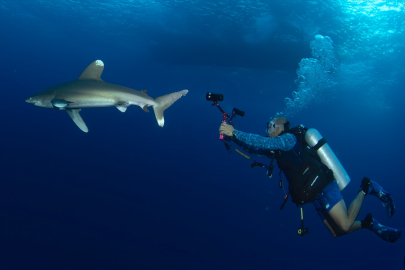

left=232, top=129, right=239, bottom=137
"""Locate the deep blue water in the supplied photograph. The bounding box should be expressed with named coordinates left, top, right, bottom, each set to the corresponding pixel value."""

left=0, top=1, right=404, bottom=269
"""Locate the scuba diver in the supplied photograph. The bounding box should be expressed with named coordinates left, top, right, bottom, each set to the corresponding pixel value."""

left=219, top=116, right=401, bottom=242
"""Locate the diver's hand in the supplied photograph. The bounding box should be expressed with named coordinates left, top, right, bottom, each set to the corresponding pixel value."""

left=219, top=122, right=234, bottom=136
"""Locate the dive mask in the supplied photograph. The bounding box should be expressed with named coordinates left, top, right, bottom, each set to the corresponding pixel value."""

left=266, top=121, right=284, bottom=133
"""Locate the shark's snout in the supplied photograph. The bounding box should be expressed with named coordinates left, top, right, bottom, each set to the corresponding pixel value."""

left=25, top=97, right=35, bottom=103
left=25, top=96, right=41, bottom=106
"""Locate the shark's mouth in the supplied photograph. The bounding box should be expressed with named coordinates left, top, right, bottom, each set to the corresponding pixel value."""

left=33, top=101, right=47, bottom=107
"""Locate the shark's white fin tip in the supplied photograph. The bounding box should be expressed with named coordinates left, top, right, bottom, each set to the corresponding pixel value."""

left=66, top=109, right=89, bottom=133
left=158, top=119, right=164, bottom=127
left=95, top=60, right=104, bottom=67
left=78, top=60, right=104, bottom=81
left=116, top=104, right=128, bottom=112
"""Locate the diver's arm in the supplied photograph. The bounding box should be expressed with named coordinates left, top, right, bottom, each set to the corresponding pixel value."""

left=231, top=130, right=297, bottom=158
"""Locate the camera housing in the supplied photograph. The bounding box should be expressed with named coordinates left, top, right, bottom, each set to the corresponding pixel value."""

left=206, top=92, right=224, bottom=102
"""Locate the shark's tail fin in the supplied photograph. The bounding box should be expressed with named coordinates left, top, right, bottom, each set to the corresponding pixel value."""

left=153, top=89, right=188, bottom=127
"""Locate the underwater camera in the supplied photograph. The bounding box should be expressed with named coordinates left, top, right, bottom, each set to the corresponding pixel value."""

left=206, top=92, right=245, bottom=140
left=206, top=92, right=224, bottom=102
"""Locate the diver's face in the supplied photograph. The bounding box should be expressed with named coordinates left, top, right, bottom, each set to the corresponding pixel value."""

left=267, top=120, right=283, bottom=138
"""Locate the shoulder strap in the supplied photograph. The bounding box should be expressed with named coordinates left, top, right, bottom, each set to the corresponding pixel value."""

left=280, top=125, right=308, bottom=143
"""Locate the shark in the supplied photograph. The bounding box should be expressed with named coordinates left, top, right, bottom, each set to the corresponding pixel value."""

left=25, top=60, right=188, bottom=132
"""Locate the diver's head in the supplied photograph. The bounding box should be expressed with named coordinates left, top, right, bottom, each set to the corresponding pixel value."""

left=267, top=116, right=289, bottom=137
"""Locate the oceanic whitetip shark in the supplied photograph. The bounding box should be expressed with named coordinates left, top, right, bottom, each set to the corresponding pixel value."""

left=25, top=60, right=188, bottom=132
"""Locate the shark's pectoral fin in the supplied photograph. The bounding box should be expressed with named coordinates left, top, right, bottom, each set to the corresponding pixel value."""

left=116, top=103, right=129, bottom=113
left=66, top=109, right=88, bottom=133
left=142, top=105, right=149, bottom=113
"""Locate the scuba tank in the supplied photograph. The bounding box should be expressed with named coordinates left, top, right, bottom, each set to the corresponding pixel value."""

left=305, top=128, right=350, bottom=191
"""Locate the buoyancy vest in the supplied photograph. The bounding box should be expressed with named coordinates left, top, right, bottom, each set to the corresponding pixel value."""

left=274, top=126, right=335, bottom=205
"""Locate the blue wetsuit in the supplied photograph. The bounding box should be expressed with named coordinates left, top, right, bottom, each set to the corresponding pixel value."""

left=232, top=130, right=297, bottom=154
left=231, top=129, right=342, bottom=221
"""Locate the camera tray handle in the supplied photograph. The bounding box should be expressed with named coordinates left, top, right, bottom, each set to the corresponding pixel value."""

left=212, top=101, right=230, bottom=139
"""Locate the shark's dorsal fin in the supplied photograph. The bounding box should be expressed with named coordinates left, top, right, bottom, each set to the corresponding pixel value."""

left=142, top=90, right=148, bottom=94
left=66, top=109, right=89, bottom=132
left=78, top=60, right=104, bottom=81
